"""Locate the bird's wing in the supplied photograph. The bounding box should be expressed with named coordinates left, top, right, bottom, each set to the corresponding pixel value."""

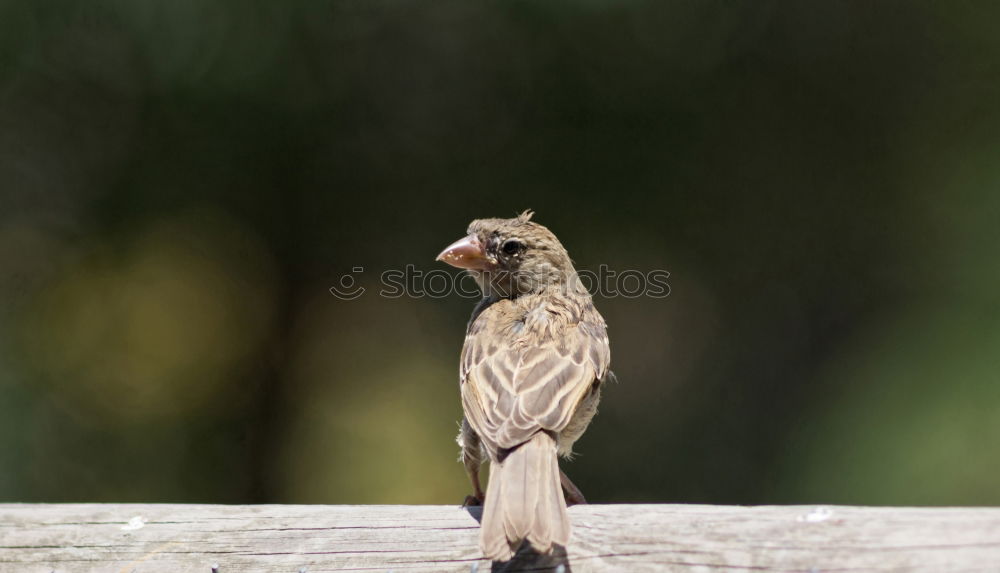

left=460, top=298, right=610, bottom=452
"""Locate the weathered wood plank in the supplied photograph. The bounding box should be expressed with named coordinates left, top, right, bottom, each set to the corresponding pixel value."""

left=3, top=504, right=1000, bottom=572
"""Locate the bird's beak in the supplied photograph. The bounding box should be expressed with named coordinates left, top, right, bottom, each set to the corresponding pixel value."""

left=436, top=234, right=491, bottom=270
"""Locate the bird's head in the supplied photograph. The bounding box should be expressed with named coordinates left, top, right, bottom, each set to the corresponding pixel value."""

left=437, top=210, right=580, bottom=298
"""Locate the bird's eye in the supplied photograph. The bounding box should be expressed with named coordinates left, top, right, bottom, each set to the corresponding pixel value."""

left=501, top=239, right=523, bottom=256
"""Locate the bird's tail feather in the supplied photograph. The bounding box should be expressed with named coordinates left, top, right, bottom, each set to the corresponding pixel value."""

left=480, top=432, right=569, bottom=561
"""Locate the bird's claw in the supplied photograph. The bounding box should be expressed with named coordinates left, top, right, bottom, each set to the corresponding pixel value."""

left=559, top=470, right=588, bottom=506
left=564, top=490, right=587, bottom=506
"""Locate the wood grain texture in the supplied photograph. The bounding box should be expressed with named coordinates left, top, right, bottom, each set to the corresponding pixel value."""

left=3, top=504, right=1000, bottom=572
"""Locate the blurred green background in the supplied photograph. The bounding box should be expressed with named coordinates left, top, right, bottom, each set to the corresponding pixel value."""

left=2, top=1, right=1000, bottom=507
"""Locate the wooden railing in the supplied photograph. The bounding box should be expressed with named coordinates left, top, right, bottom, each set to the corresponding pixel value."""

left=4, top=503, right=1000, bottom=572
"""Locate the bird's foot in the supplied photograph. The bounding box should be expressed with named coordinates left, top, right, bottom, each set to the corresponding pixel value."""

left=559, top=469, right=588, bottom=506
left=563, top=489, right=587, bottom=506
left=462, top=494, right=484, bottom=507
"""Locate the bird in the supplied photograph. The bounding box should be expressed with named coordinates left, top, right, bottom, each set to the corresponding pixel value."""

left=436, top=210, right=613, bottom=561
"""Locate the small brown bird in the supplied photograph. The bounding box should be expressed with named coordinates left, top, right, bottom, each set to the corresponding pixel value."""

left=436, top=210, right=612, bottom=561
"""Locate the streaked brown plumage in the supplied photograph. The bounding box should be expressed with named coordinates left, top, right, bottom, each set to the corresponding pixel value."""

left=436, top=210, right=612, bottom=561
